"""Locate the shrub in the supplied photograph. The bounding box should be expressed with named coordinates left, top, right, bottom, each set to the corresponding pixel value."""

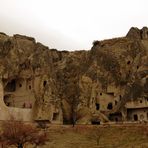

left=0, top=119, right=49, bottom=148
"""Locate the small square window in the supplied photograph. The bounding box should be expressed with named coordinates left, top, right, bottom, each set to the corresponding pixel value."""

left=96, top=103, right=100, bottom=110
left=127, top=61, right=131, bottom=65
left=29, top=85, right=31, bottom=90
left=43, top=81, right=47, bottom=87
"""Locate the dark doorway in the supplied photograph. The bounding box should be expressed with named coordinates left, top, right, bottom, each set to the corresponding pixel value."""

left=115, top=117, right=118, bottom=122
left=115, top=100, right=118, bottom=105
left=53, top=113, right=59, bottom=121
left=107, top=102, right=113, bottom=110
left=134, top=114, right=138, bottom=121
left=119, top=95, right=122, bottom=100
left=127, top=61, right=131, bottom=65
left=4, top=79, right=16, bottom=92
left=96, top=103, right=100, bottom=110
left=4, top=95, right=11, bottom=106
left=29, top=85, right=31, bottom=90
left=91, top=120, right=100, bottom=125
left=43, top=81, right=47, bottom=87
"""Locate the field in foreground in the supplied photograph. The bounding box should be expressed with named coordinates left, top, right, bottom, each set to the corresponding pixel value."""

left=39, top=124, right=148, bottom=148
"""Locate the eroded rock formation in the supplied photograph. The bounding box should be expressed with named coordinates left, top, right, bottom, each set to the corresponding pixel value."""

left=0, top=27, right=148, bottom=124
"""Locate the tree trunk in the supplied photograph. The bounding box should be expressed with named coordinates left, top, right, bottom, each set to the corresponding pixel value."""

left=18, top=143, right=23, bottom=148
left=72, top=108, right=76, bottom=127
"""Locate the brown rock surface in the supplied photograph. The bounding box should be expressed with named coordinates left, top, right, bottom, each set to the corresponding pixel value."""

left=0, top=27, right=148, bottom=124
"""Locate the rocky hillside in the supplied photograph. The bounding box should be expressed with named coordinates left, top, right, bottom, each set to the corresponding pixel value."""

left=0, top=27, right=148, bottom=124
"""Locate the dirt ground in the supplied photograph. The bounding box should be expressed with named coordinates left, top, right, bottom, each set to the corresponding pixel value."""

left=1, top=123, right=148, bottom=148
left=39, top=124, right=148, bottom=148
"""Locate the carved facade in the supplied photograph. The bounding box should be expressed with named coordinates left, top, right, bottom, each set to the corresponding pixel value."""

left=0, top=27, right=147, bottom=124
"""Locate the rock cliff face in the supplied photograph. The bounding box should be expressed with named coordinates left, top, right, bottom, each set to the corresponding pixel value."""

left=0, top=27, right=148, bottom=124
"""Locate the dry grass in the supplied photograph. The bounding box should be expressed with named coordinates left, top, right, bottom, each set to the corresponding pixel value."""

left=0, top=124, right=148, bottom=148
left=39, top=125, right=148, bottom=148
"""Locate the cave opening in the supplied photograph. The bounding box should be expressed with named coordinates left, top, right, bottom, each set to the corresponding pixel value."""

left=53, top=113, right=59, bottom=121
left=4, top=79, right=16, bottom=92
left=95, top=103, right=100, bottom=110
left=43, top=80, right=47, bottom=87
left=29, top=85, right=31, bottom=90
left=91, top=120, right=100, bottom=125
left=107, top=102, right=113, bottom=110
left=4, top=95, right=11, bottom=106
left=115, top=100, right=118, bottom=105
left=134, top=114, right=138, bottom=121
left=115, top=117, right=118, bottom=122
left=119, top=95, right=122, bottom=100
left=127, top=61, right=131, bottom=65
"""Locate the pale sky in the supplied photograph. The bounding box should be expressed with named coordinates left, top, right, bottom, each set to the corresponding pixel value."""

left=0, top=0, right=148, bottom=50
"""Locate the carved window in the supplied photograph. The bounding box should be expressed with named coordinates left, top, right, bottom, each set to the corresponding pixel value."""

left=5, top=80, right=16, bottom=92
left=43, top=81, right=47, bottom=87
left=115, top=117, right=118, bottom=122
left=29, top=85, right=31, bottom=90
left=115, top=100, right=118, bottom=105
left=30, top=103, right=32, bottom=108
left=133, top=114, right=138, bottom=121
left=119, top=95, right=122, bottom=100
left=91, top=120, right=100, bottom=125
left=127, top=61, right=131, bottom=65
left=95, top=103, right=100, bottom=110
left=53, top=113, right=59, bottom=121
left=107, top=102, right=113, bottom=110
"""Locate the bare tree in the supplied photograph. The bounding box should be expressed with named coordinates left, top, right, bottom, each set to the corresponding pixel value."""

left=93, top=127, right=104, bottom=146
left=71, top=96, right=79, bottom=127
left=88, top=126, right=104, bottom=146
left=0, top=119, right=48, bottom=148
left=33, top=132, right=49, bottom=148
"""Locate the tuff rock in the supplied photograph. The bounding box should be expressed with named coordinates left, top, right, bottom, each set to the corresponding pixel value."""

left=0, top=27, right=148, bottom=124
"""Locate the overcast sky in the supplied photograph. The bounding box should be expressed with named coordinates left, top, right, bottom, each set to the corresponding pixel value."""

left=0, top=0, right=148, bottom=50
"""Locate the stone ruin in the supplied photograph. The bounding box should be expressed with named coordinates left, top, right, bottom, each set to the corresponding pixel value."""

left=0, top=27, right=147, bottom=124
